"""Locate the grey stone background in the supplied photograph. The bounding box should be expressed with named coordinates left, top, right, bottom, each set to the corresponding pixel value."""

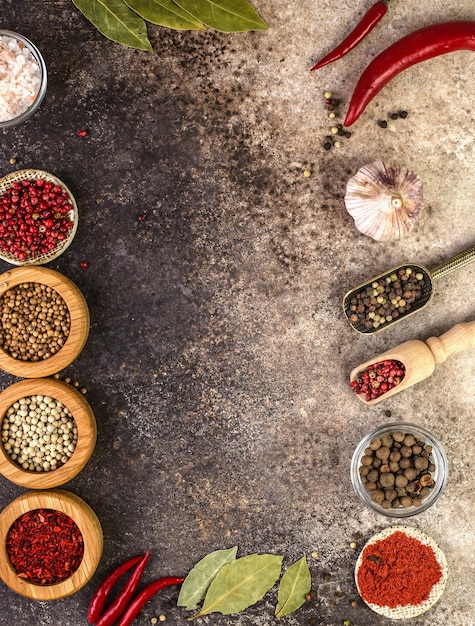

left=0, top=0, right=474, bottom=624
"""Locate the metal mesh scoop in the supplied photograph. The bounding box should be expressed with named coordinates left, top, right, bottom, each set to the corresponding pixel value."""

left=343, top=243, right=475, bottom=334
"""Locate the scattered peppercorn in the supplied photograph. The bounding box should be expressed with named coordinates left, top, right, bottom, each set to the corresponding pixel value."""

left=80, top=261, right=89, bottom=270
left=137, top=212, right=147, bottom=222
left=351, top=359, right=406, bottom=402
left=389, top=112, right=399, bottom=120
left=377, top=119, right=388, bottom=128
left=77, top=129, right=88, bottom=137
left=358, top=431, right=436, bottom=509
left=398, top=110, right=408, bottom=118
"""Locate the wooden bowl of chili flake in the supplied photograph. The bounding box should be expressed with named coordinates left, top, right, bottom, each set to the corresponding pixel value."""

left=0, top=489, right=103, bottom=600
left=0, top=169, right=78, bottom=265
left=0, top=377, right=96, bottom=489
left=355, top=525, right=448, bottom=619
left=0, top=266, right=89, bottom=378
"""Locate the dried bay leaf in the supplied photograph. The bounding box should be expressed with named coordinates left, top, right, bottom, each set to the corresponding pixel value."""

left=275, top=556, right=311, bottom=619
left=124, top=0, right=205, bottom=30
left=191, top=554, right=283, bottom=619
left=172, top=0, right=269, bottom=32
left=73, top=0, right=152, bottom=50
left=177, top=546, right=238, bottom=611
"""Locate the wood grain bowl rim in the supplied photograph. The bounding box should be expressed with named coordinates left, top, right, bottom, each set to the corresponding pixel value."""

left=0, top=266, right=90, bottom=377
left=0, top=378, right=96, bottom=488
left=0, top=489, right=103, bottom=600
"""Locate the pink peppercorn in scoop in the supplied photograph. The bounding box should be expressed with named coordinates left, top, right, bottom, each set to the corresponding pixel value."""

left=0, top=169, right=78, bottom=266
left=351, top=359, right=405, bottom=403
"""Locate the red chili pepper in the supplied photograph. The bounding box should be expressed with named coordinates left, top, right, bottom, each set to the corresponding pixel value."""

left=310, top=1, right=389, bottom=71
left=95, top=551, right=150, bottom=626
left=344, top=21, right=475, bottom=126
left=117, top=577, right=185, bottom=626
left=87, top=555, right=143, bottom=624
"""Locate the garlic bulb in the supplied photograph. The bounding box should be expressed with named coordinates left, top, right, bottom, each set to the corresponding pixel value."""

left=344, top=160, right=424, bottom=241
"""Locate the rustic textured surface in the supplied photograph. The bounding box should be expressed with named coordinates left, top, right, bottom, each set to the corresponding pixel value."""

left=1, top=1, right=475, bottom=624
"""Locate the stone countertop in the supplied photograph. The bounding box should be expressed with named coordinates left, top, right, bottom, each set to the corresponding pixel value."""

left=0, top=1, right=474, bottom=624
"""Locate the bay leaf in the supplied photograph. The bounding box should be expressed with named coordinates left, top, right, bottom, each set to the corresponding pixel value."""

left=275, top=556, right=311, bottom=619
left=124, top=0, right=205, bottom=30
left=191, top=554, right=283, bottom=618
left=172, top=0, right=269, bottom=32
left=177, top=546, right=238, bottom=611
left=72, top=0, right=152, bottom=50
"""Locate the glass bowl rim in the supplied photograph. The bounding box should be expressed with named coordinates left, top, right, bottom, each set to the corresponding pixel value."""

left=350, top=422, right=448, bottom=518
left=0, top=29, right=48, bottom=129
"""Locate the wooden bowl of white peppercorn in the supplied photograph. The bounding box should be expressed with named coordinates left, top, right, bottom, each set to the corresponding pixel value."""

left=0, top=266, right=89, bottom=377
left=0, top=378, right=96, bottom=489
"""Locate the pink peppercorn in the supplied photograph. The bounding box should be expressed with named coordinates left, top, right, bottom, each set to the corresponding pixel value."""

left=351, top=359, right=406, bottom=401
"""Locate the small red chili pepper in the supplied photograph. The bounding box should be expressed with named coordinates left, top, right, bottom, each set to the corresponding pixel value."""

left=87, top=555, right=143, bottom=624
left=117, top=577, right=185, bottom=626
left=95, top=551, right=150, bottom=626
left=310, top=0, right=389, bottom=71
left=344, top=21, right=475, bottom=126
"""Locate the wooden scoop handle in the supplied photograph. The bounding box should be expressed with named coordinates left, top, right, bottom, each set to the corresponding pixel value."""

left=425, top=321, right=475, bottom=364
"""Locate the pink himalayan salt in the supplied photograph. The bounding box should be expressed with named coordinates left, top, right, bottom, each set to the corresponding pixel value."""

left=0, top=35, right=41, bottom=122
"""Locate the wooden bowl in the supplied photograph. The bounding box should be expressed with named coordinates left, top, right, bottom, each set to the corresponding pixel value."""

left=0, top=266, right=89, bottom=377
left=0, top=489, right=103, bottom=600
left=0, top=378, right=96, bottom=488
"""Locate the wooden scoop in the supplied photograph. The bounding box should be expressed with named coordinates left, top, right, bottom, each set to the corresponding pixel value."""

left=350, top=320, right=475, bottom=404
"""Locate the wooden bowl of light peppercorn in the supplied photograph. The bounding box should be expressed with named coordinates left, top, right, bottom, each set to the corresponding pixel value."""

left=350, top=423, right=448, bottom=517
left=0, top=266, right=89, bottom=378
left=0, top=378, right=96, bottom=489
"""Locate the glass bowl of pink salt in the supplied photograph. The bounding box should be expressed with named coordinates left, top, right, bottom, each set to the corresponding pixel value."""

left=350, top=423, right=448, bottom=517
left=0, top=30, right=47, bottom=128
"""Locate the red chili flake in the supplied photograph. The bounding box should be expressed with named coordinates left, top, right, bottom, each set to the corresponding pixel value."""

left=6, top=508, right=84, bottom=585
left=351, top=359, right=406, bottom=402
left=137, top=212, right=147, bottom=222
left=80, top=260, right=89, bottom=270
left=77, top=129, right=88, bottom=137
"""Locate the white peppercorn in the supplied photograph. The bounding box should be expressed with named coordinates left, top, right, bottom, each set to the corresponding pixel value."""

left=1, top=394, right=77, bottom=472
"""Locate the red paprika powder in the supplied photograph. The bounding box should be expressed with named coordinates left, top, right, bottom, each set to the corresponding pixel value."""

left=6, top=508, right=84, bottom=585
left=357, top=530, right=442, bottom=607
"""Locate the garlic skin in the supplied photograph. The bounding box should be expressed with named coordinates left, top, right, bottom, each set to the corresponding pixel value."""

left=344, top=160, right=424, bottom=241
